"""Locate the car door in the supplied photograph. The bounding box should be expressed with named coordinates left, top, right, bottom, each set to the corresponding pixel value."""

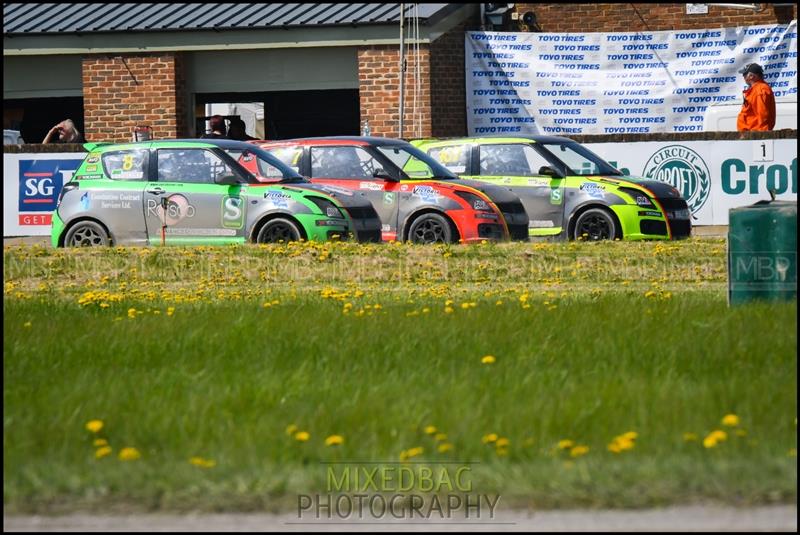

left=144, top=147, right=246, bottom=245
left=471, top=143, right=565, bottom=236
left=308, top=145, right=401, bottom=240
left=80, top=148, right=149, bottom=245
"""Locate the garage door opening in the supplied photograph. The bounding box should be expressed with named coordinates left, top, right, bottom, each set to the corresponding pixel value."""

left=195, top=89, right=359, bottom=140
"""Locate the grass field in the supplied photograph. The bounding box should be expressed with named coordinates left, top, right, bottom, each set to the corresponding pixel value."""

left=3, top=239, right=797, bottom=513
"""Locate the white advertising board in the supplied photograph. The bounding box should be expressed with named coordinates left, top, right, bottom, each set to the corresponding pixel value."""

left=4, top=153, right=84, bottom=236
left=466, top=22, right=798, bottom=136
left=585, top=139, right=797, bottom=225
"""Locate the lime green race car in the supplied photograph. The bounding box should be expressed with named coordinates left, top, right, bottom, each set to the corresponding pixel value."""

left=412, top=136, right=691, bottom=240
left=52, top=139, right=381, bottom=247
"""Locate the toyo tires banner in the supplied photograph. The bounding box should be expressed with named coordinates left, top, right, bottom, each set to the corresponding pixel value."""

left=585, top=139, right=796, bottom=225
left=466, top=22, right=797, bottom=136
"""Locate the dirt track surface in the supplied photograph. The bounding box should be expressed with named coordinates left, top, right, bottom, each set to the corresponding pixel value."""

left=4, top=505, right=797, bottom=532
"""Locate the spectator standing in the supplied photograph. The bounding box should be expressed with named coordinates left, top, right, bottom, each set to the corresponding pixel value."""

left=736, top=63, right=776, bottom=132
left=227, top=117, right=257, bottom=141
left=201, top=115, right=227, bottom=138
left=42, top=119, right=84, bottom=143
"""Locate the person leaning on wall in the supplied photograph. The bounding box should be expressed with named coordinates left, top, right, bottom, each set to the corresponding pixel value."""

left=42, top=119, right=84, bottom=143
left=736, top=63, right=776, bottom=134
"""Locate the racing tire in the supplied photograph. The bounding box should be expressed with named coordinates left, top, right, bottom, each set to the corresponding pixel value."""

left=407, top=213, right=454, bottom=244
left=64, top=221, right=110, bottom=247
left=572, top=208, right=619, bottom=241
left=256, top=218, right=302, bottom=243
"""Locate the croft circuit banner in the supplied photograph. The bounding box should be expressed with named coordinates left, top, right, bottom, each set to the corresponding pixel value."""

left=466, top=21, right=797, bottom=135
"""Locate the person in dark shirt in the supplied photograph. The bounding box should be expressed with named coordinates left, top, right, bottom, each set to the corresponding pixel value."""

left=227, top=117, right=257, bottom=141
left=201, top=115, right=227, bottom=139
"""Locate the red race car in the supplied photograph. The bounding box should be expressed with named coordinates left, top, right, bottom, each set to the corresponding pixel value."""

left=251, top=137, right=529, bottom=244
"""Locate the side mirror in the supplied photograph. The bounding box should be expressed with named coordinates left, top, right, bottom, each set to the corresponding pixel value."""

left=373, top=168, right=396, bottom=181
left=218, top=174, right=240, bottom=185
left=538, top=166, right=562, bottom=178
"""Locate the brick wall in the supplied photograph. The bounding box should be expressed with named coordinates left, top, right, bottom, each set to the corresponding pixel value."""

left=357, top=45, right=432, bottom=139
left=82, top=53, right=189, bottom=143
left=430, top=21, right=481, bottom=138
left=512, top=3, right=797, bottom=32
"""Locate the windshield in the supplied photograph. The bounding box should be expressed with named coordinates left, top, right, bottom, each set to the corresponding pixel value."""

left=224, top=146, right=306, bottom=183
left=375, top=144, right=458, bottom=180
left=537, top=142, right=623, bottom=176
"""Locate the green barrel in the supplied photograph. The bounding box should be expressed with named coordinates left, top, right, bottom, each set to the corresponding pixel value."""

left=728, top=200, right=797, bottom=305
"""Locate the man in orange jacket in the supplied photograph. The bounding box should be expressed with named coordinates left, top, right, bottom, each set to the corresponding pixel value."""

left=736, top=63, right=776, bottom=132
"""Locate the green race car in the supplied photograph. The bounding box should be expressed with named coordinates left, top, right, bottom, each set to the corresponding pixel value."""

left=52, top=139, right=382, bottom=247
left=412, top=136, right=692, bottom=240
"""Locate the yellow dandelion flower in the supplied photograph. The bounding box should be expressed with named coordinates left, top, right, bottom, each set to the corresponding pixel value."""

left=127, top=307, right=137, bottom=318
left=570, top=445, right=590, bottom=458
left=424, top=425, right=437, bottom=435
left=93, top=438, right=108, bottom=447
left=406, top=446, right=424, bottom=458
left=85, top=420, right=104, bottom=433
left=608, top=442, right=622, bottom=454
left=285, top=424, right=298, bottom=436
left=438, top=443, right=453, bottom=453
left=189, top=456, right=216, bottom=468
left=294, top=431, right=310, bottom=442
left=434, top=433, right=447, bottom=442
left=703, top=436, right=719, bottom=448
left=721, top=414, right=740, bottom=427
left=118, top=447, right=141, bottom=461
left=621, top=431, right=638, bottom=441
left=95, top=446, right=112, bottom=459
left=167, top=307, right=175, bottom=316
left=23, top=321, right=32, bottom=328
left=325, top=435, right=344, bottom=446
left=399, top=450, right=409, bottom=461
left=495, top=300, right=504, bottom=306
left=495, top=437, right=510, bottom=448
left=558, top=439, right=574, bottom=450
left=444, top=306, right=454, bottom=314
left=482, top=433, right=498, bottom=444
left=481, top=355, right=496, bottom=364
left=709, top=430, right=728, bottom=442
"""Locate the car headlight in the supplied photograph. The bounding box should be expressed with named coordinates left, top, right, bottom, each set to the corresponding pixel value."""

left=455, top=191, right=493, bottom=212
left=619, top=187, right=654, bottom=208
left=307, top=196, right=344, bottom=218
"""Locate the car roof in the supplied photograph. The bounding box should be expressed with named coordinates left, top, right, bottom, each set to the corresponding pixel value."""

left=259, top=136, right=410, bottom=147
left=418, top=135, right=577, bottom=145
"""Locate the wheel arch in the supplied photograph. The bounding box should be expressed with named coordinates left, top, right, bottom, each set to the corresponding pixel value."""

left=59, top=216, right=114, bottom=247
left=566, top=203, right=623, bottom=241
left=401, top=208, right=461, bottom=242
left=249, top=212, right=308, bottom=243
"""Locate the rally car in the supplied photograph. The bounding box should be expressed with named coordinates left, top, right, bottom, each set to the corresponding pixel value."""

left=412, top=136, right=692, bottom=241
left=256, top=137, right=530, bottom=244
left=52, top=140, right=382, bottom=247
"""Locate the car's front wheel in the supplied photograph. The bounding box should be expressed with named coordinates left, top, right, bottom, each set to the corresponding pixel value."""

left=572, top=208, right=619, bottom=241
left=64, top=221, right=110, bottom=247
left=407, top=213, right=454, bottom=244
left=256, top=218, right=302, bottom=243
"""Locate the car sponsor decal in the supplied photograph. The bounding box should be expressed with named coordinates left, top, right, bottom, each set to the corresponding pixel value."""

left=110, top=169, right=145, bottom=180
left=222, top=195, right=244, bottom=229
left=550, top=188, right=563, bottom=205
left=84, top=192, right=141, bottom=210
left=74, top=174, right=104, bottom=180
left=412, top=185, right=441, bottom=203
left=86, top=156, right=100, bottom=164
left=579, top=183, right=606, bottom=199
left=264, top=190, right=291, bottom=208
left=383, top=192, right=396, bottom=204
left=146, top=193, right=196, bottom=225
left=359, top=181, right=383, bottom=191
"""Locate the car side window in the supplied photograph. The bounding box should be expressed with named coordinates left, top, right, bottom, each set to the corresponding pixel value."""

left=428, top=144, right=470, bottom=174
left=268, top=147, right=303, bottom=174
left=310, top=146, right=374, bottom=179
left=157, top=149, right=235, bottom=184
left=102, top=149, right=148, bottom=181
left=480, top=144, right=551, bottom=177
